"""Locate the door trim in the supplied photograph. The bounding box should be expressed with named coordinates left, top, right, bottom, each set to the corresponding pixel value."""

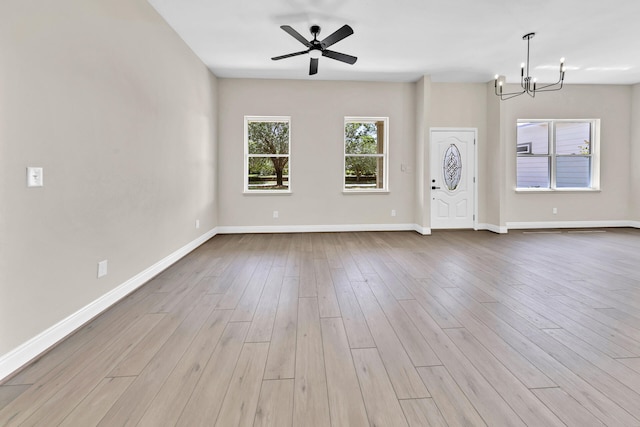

left=429, top=127, right=478, bottom=230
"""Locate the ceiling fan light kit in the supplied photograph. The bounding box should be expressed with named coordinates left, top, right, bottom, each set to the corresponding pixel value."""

left=494, top=32, right=566, bottom=100
left=272, top=24, right=357, bottom=75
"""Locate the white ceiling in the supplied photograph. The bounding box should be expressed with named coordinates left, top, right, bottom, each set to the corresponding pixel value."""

left=148, top=0, right=640, bottom=85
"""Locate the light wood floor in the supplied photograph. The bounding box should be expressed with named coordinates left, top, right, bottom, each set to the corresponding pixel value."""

left=2, top=229, right=640, bottom=426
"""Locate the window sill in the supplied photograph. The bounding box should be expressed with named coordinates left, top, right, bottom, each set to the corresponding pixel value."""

left=515, top=188, right=601, bottom=194
left=243, top=191, right=292, bottom=196
left=342, top=190, right=390, bottom=195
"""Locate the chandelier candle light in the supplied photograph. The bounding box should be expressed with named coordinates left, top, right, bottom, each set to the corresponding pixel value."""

left=494, top=32, right=566, bottom=100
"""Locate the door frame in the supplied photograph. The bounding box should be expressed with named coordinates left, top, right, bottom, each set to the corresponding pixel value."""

left=429, top=127, right=478, bottom=230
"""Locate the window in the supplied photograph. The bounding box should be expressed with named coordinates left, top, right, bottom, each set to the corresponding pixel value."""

left=244, top=116, right=290, bottom=193
left=516, top=119, right=599, bottom=190
left=344, top=117, right=389, bottom=192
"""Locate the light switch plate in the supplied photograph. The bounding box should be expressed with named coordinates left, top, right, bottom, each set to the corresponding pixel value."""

left=27, top=167, right=44, bottom=187
left=97, top=260, right=108, bottom=278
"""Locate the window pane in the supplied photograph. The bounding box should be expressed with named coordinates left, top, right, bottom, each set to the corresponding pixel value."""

left=556, top=156, right=591, bottom=188
left=248, top=121, right=289, bottom=154
left=556, top=122, right=591, bottom=155
left=516, top=156, right=550, bottom=188
left=345, top=122, right=381, bottom=154
left=344, top=117, right=387, bottom=191
left=517, top=122, right=549, bottom=155
left=248, top=156, right=289, bottom=190
left=345, top=156, right=380, bottom=189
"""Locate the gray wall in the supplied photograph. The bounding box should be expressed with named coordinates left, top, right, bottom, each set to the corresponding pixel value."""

left=414, top=76, right=429, bottom=230
left=0, top=0, right=218, bottom=356
left=497, top=85, right=632, bottom=226
left=484, top=82, right=507, bottom=229
left=217, top=79, right=636, bottom=231
left=217, top=78, right=416, bottom=228
left=632, top=84, right=640, bottom=222
left=429, top=83, right=488, bottom=226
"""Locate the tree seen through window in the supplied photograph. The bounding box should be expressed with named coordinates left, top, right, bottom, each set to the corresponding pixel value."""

left=344, top=118, right=387, bottom=190
left=246, top=119, right=290, bottom=191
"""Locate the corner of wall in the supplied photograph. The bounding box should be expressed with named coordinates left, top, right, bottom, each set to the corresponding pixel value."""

left=484, top=81, right=506, bottom=228
left=0, top=0, right=221, bottom=378
left=631, top=84, right=640, bottom=221
left=0, top=228, right=218, bottom=382
left=414, top=75, right=432, bottom=230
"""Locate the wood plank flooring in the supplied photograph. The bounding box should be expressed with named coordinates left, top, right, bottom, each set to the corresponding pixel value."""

left=2, top=229, right=640, bottom=426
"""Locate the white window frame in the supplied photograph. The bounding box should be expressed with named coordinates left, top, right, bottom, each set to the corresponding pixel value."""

left=244, top=116, right=291, bottom=194
left=516, top=119, right=600, bottom=192
left=343, top=116, right=389, bottom=193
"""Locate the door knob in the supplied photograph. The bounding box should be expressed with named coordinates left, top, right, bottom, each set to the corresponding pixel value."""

left=432, top=186, right=440, bottom=190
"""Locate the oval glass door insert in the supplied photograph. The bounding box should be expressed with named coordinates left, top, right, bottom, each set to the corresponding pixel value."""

left=443, top=144, right=462, bottom=191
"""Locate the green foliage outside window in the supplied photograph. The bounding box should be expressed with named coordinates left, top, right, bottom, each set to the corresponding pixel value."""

left=345, top=122, right=378, bottom=182
left=247, top=121, right=289, bottom=190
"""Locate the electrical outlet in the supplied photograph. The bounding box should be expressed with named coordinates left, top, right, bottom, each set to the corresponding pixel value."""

left=97, top=260, right=108, bottom=278
left=391, top=209, right=397, bottom=217
left=273, top=210, right=279, bottom=219
left=195, top=219, right=200, bottom=229
left=552, top=207, right=558, bottom=214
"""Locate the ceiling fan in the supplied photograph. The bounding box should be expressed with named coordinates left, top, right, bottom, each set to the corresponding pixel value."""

left=271, top=24, right=357, bottom=75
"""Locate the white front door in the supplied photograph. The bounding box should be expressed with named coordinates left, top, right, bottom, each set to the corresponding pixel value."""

left=430, top=129, right=476, bottom=229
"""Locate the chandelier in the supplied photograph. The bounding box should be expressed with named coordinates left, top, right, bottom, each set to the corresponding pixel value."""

left=494, top=33, right=566, bottom=100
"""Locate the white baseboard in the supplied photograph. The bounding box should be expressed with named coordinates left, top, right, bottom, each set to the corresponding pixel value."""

left=0, top=228, right=218, bottom=383
left=413, top=225, right=431, bottom=235
left=629, top=221, right=640, bottom=229
left=217, top=223, right=420, bottom=234
left=505, top=220, right=634, bottom=230
left=477, top=223, right=508, bottom=234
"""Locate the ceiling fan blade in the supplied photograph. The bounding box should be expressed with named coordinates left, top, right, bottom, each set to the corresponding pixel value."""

left=322, top=49, right=357, bottom=65
left=320, top=25, right=353, bottom=48
left=280, top=25, right=312, bottom=47
left=309, top=58, right=319, bottom=75
left=272, top=50, right=309, bottom=61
